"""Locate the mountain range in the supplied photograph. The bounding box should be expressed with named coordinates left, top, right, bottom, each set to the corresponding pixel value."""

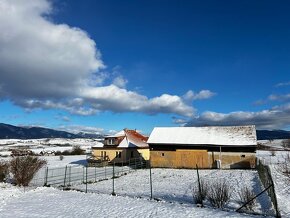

left=0, top=123, right=289, bottom=140
left=0, top=123, right=103, bottom=139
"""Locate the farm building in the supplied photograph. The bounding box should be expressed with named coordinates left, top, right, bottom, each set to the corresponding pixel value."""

left=91, top=129, right=149, bottom=164
left=147, top=125, right=257, bottom=169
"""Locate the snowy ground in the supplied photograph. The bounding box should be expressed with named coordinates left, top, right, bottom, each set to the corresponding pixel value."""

left=0, top=138, right=101, bottom=156
left=257, top=150, right=290, bottom=217
left=0, top=139, right=289, bottom=217
left=0, top=184, right=260, bottom=218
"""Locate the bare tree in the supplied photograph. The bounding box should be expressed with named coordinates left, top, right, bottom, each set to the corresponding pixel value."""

left=208, top=179, right=232, bottom=208
left=279, top=152, right=290, bottom=179
left=9, top=156, right=47, bottom=186
left=238, top=186, right=257, bottom=211
left=282, top=139, right=290, bottom=149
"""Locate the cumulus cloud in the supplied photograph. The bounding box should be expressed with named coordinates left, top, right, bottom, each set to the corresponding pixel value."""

left=183, top=90, right=216, bottom=101
left=186, top=103, right=290, bottom=129
left=0, top=0, right=199, bottom=117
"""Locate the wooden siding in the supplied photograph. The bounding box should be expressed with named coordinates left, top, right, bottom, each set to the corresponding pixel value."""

left=150, top=149, right=256, bottom=169
left=150, top=149, right=209, bottom=168
left=208, top=152, right=256, bottom=169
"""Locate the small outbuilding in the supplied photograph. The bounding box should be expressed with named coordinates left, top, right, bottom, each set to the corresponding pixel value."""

left=147, top=125, right=257, bottom=169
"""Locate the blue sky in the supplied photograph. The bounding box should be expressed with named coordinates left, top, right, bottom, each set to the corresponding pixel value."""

left=0, top=0, right=290, bottom=135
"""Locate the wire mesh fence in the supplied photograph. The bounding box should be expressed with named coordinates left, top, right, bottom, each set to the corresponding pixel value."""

left=30, top=158, right=148, bottom=188
left=29, top=157, right=279, bottom=217
left=256, top=159, right=281, bottom=218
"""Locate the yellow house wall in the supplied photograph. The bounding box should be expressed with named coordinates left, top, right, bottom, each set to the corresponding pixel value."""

left=92, top=148, right=149, bottom=163
left=137, top=148, right=150, bottom=160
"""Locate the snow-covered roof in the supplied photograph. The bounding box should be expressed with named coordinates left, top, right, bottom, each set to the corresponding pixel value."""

left=118, top=131, right=148, bottom=148
left=147, top=125, right=257, bottom=146
left=93, top=129, right=148, bottom=149
left=91, top=142, right=104, bottom=148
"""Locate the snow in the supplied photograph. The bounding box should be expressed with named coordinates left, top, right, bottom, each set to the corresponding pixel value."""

left=1, top=138, right=290, bottom=217
left=148, top=126, right=257, bottom=146
left=0, top=185, right=258, bottom=218
left=257, top=150, right=290, bottom=216
left=0, top=138, right=99, bottom=156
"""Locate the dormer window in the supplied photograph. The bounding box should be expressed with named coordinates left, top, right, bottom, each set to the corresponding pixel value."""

left=108, top=138, right=115, bottom=145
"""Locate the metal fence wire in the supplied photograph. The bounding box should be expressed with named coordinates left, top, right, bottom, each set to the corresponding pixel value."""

left=256, top=159, right=281, bottom=218
left=30, top=158, right=148, bottom=188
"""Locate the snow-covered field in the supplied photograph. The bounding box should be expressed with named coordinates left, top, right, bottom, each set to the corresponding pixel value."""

left=0, top=138, right=102, bottom=156
left=0, top=183, right=256, bottom=218
left=0, top=139, right=289, bottom=217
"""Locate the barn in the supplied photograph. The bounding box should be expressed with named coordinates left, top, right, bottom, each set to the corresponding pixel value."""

left=147, top=125, right=257, bottom=169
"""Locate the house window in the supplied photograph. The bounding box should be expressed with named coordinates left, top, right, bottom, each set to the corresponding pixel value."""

left=108, top=138, right=115, bottom=145
left=241, top=155, right=245, bottom=158
left=131, top=151, right=134, bottom=158
left=116, top=151, right=121, bottom=158
left=161, top=153, right=165, bottom=157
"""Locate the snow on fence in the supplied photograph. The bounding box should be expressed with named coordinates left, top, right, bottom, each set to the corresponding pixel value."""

left=30, top=158, right=147, bottom=188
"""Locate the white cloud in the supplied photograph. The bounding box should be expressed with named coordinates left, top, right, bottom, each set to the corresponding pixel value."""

left=183, top=90, right=216, bottom=101
left=275, top=81, right=290, bottom=87
left=186, top=103, right=290, bottom=129
left=268, top=94, right=290, bottom=101
left=57, top=125, right=104, bottom=134
left=113, top=75, right=128, bottom=88
left=0, top=0, right=197, bottom=117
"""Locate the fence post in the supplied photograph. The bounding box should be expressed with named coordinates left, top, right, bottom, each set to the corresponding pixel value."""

left=68, top=166, right=71, bottom=186
left=63, top=165, right=68, bottom=189
left=85, top=166, right=88, bottom=193
left=112, top=162, right=116, bottom=195
left=82, top=167, right=85, bottom=183
left=149, top=161, right=153, bottom=200
left=105, top=165, right=107, bottom=179
left=95, top=165, right=97, bottom=182
left=44, top=167, right=48, bottom=186
left=122, top=160, right=123, bottom=175
left=196, top=164, right=203, bottom=207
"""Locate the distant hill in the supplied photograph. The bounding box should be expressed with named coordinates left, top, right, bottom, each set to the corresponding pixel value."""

left=0, top=123, right=104, bottom=139
left=256, top=130, right=290, bottom=140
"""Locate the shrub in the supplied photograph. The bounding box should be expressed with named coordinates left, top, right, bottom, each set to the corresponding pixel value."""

left=208, top=179, right=231, bottom=208
left=0, top=161, right=9, bottom=182
left=279, top=152, right=290, bottom=178
left=238, top=186, right=257, bottom=211
left=9, top=156, right=47, bottom=186
left=270, top=150, right=276, bottom=156
left=282, top=139, right=290, bottom=149
left=71, top=145, right=85, bottom=155
left=61, top=150, right=71, bottom=155
left=54, top=151, right=62, bottom=156
left=193, top=179, right=208, bottom=204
